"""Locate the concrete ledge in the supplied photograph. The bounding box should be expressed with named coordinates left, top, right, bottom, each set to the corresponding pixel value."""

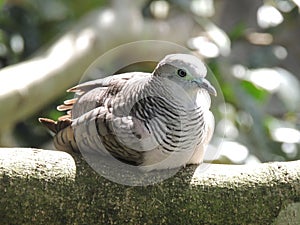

left=0, top=148, right=299, bottom=224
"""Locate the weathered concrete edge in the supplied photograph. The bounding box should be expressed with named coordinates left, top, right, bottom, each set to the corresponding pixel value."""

left=0, top=148, right=299, bottom=225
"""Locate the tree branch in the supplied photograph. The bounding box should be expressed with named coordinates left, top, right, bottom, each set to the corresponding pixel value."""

left=0, top=148, right=299, bottom=224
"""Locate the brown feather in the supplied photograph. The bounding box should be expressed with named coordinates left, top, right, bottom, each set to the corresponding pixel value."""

left=39, top=118, right=72, bottom=134
left=57, top=98, right=78, bottom=111
left=53, top=125, right=78, bottom=153
left=39, top=118, right=58, bottom=133
left=67, top=86, right=84, bottom=94
left=57, top=104, right=72, bottom=111
left=64, top=98, right=77, bottom=106
left=58, top=114, right=72, bottom=121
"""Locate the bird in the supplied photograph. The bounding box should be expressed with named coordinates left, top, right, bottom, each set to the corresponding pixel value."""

left=39, top=53, right=217, bottom=171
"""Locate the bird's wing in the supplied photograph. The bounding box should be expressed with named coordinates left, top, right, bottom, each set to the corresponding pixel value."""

left=57, top=72, right=150, bottom=120
left=71, top=105, right=146, bottom=165
left=67, top=72, right=143, bottom=94
left=56, top=71, right=160, bottom=164
left=40, top=72, right=152, bottom=156
left=70, top=73, right=160, bottom=165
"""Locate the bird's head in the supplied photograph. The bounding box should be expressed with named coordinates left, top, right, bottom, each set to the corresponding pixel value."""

left=153, top=54, right=217, bottom=97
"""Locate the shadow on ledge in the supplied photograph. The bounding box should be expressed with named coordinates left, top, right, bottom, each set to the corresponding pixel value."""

left=0, top=148, right=299, bottom=225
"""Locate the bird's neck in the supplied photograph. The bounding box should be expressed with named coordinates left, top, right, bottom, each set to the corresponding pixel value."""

left=147, top=76, right=199, bottom=110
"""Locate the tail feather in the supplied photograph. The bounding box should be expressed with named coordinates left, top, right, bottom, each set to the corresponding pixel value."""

left=39, top=118, right=71, bottom=133
left=39, top=118, right=79, bottom=153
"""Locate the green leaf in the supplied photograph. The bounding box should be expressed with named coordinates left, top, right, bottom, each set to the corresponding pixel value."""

left=241, top=80, right=268, bottom=102
left=228, top=22, right=247, bottom=41
left=0, top=0, right=5, bottom=9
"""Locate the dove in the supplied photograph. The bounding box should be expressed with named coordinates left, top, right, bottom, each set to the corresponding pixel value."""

left=39, top=54, right=216, bottom=171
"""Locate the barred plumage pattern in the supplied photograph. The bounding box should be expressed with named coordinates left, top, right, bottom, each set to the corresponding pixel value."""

left=39, top=54, right=216, bottom=170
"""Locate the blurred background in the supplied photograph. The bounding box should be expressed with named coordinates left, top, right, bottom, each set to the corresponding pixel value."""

left=0, top=0, right=299, bottom=164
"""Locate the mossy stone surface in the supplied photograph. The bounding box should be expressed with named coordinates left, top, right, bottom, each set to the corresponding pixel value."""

left=0, top=148, right=299, bottom=224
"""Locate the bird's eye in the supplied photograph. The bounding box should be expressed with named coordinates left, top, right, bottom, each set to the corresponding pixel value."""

left=177, top=69, right=187, bottom=77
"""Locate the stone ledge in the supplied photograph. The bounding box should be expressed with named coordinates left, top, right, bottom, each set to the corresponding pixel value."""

left=0, top=148, right=299, bottom=224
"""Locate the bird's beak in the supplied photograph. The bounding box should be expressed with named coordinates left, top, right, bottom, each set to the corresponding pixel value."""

left=193, top=78, right=217, bottom=96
